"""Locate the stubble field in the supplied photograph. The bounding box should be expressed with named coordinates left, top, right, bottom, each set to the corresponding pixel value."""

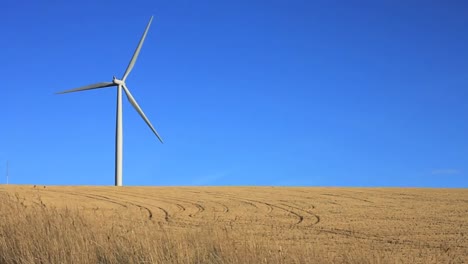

left=0, top=185, right=466, bottom=263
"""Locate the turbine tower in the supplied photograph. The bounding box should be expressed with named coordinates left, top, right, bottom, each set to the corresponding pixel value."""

left=56, top=16, right=163, bottom=186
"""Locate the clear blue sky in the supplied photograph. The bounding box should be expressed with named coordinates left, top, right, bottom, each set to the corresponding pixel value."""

left=1, top=1, right=467, bottom=187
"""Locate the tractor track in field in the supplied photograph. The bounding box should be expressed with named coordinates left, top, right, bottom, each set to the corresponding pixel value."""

left=45, top=189, right=161, bottom=221
left=172, top=203, right=186, bottom=212
left=97, top=189, right=186, bottom=214
left=166, top=190, right=231, bottom=213
left=44, top=189, right=128, bottom=208
left=91, top=189, right=226, bottom=220
left=242, top=198, right=310, bottom=226
left=112, top=190, right=231, bottom=224
left=87, top=190, right=172, bottom=222
left=198, top=191, right=264, bottom=211
left=225, top=191, right=320, bottom=225
left=210, top=200, right=230, bottom=213
left=247, top=199, right=304, bottom=225
left=97, top=189, right=208, bottom=218
left=186, top=190, right=258, bottom=213
left=45, top=189, right=317, bottom=226
left=200, top=191, right=311, bottom=226
left=223, top=192, right=321, bottom=226
left=206, top=191, right=307, bottom=225
left=279, top=203, right=320, bottom=225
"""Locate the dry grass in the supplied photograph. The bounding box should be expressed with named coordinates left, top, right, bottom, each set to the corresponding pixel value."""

left=0, top=186, right=466, bottom=263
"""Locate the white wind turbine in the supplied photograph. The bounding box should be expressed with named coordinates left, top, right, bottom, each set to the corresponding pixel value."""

left=56, top=16, right=163, bottom=186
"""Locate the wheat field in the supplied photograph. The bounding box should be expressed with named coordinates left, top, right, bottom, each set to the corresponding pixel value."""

left=0, top=185, right=466, bottom=263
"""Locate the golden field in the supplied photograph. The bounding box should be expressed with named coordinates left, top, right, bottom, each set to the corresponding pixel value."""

left=0, top=185, right=466, bottom=263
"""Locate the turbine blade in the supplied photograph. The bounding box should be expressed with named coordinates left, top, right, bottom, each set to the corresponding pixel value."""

left=56, top=82, right=116, bottom=94
left=122, top=16, right=153, bottom=81
left=123, top=85, right=163, bottom=143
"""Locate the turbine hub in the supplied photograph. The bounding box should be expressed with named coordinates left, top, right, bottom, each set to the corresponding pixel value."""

left=113, top=78, right=125, bottom=86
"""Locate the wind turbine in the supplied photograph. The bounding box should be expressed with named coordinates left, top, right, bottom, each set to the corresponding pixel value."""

left=56, top=16, right=163, bottom=186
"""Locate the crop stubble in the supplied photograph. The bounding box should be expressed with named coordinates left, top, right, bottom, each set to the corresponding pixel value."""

left=0, top=186, right=466, bottom=263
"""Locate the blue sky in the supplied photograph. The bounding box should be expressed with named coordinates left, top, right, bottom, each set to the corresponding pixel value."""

left=1, top=1, right=467, bottom=187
